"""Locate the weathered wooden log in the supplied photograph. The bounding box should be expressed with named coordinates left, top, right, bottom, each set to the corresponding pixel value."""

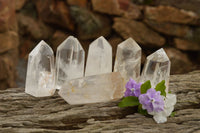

left=0, top=71, right=200, bottom=133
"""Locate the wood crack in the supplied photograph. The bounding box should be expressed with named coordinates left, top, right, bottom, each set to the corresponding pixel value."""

left=0, top=71, right=200, bottom=132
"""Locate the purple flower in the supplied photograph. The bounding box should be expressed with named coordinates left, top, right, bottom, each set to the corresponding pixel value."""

left=139, top=88, right=164, bottom=113
left=124, top=78, right=142, bottom=97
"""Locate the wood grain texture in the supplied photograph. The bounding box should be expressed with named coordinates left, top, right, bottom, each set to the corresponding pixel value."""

left=0, top=71, right=200, bottom=133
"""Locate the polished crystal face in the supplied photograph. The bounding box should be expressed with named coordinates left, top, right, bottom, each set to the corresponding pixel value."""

left=140, top=48, right=170, bottom=92
left=55, top=36, right=85, bottom=89
left=25, top=40, right=55, bottom=97
left=25, top=36, right=171, bottom=103
left=58, top=72, right=124, bottom=105
left=114, top=38, right=141, bottom=83
left=85, top=36, right=112, bottom=76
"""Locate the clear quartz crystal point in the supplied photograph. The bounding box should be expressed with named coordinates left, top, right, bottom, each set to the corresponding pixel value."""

left=114, top=38, right=141, bottom=83
left=85, top=36, right=112, bottom=76
left=140, top=48, right=171, bottom=92
left=55, top=36, right=85, bottom=89
left=58, top=72, right=124, bottom=105
left=25, top=40, right=55, bottom=97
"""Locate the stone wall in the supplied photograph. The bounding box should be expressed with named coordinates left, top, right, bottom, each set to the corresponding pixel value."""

left=1, top=0, right=200, bottom=89
left=0, top=0, right=19, bottom=89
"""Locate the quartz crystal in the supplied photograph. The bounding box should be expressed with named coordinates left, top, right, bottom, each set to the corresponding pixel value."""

left=55, top=36, right=85, bottom=89
left=25, top=40, right=55, bottom=97
left=140, top=48, right=170, bottom=92
left=58, top=72, right=124, bottom=105
left=85, top=36, right=112, bottom=76
left=114, top=38, right=141, bottom=83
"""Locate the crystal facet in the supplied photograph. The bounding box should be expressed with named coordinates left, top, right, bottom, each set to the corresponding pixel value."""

left=55, top=36, right=85, bottom=89
left=114, top=38, right=141, bottom=82
left=85, top=36, right=112, bottom=76
left=25, top=40, right=55, bottom=97
left=58, top=72, right=124, bottom=105
left=140, top=48, right=170, bottom=92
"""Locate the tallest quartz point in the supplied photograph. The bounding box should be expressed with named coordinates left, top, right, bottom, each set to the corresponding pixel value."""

left=114, top=38, right=141, bottom=83
left=55, top=36, right=85, bottom=89
left=85, top=36, right=112, bottom=76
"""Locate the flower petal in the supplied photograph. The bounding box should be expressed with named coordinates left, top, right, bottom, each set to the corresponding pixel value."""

left=125, top=78, right=135, bottom=89
left=147, top=88, right=157, bottom=98
left=153, top=113, right=167, bottom=123
left=165, top=94, right=176, bottom=108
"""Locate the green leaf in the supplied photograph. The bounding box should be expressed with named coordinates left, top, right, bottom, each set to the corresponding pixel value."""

left=140, top=80, right=151, bottom=94
left=138, top=104, right=148, bottom=115
left=170, top=112, right=176, bottom=117
left=118, top=96, right=139, bottom=108
left=155, top=80, right=166, bottom=97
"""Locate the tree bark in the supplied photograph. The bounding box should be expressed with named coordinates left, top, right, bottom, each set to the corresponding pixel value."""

left=0, top=71, right=200, bottom=133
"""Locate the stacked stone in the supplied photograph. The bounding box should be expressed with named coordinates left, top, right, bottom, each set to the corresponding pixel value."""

left=15, top=0, right=199, bottom=75
left=0, top=0, right=19, bottom=89
left=1, top=0, right=200, bottom=88
left=93, top=0, right=200, bottom=74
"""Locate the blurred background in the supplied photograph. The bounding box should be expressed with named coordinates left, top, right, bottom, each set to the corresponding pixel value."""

left=0, top=0, right=200, bottom=89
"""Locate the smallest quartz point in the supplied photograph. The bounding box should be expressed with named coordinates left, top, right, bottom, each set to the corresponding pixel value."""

left=140, top=48, right=171, bottom=92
